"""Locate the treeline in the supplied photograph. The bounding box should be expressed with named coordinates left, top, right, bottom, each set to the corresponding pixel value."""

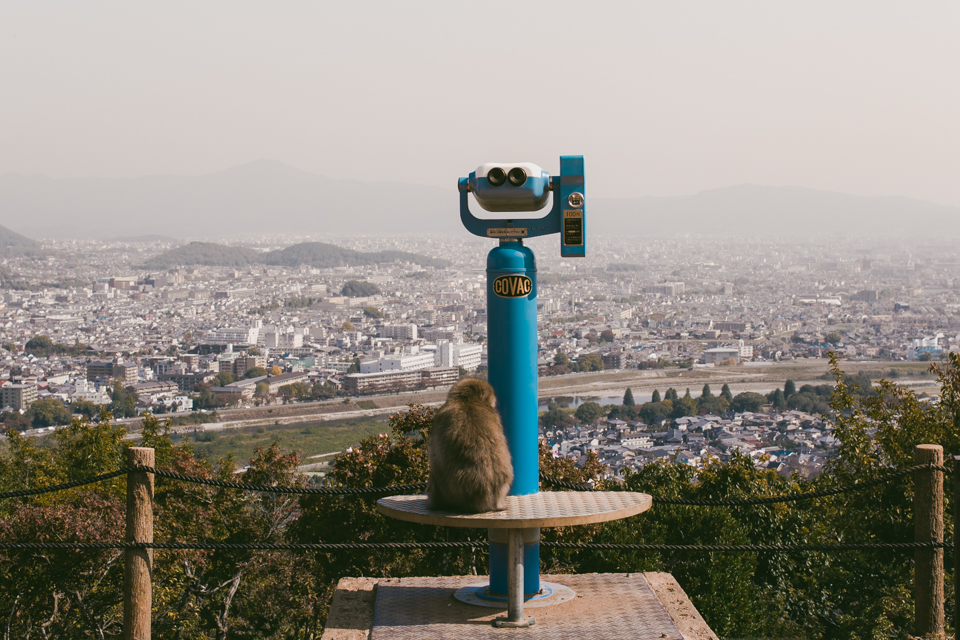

left=22, top=335, right=90, bottom=357
left=145, top=241, right=449, bottom=269
left=2, top=357, right=957, bottom=637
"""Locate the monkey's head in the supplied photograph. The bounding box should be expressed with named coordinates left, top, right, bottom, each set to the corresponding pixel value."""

left=448, top=378, right=497, bottom=408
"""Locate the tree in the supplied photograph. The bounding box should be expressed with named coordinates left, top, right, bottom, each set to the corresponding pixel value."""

left=683, top=388, right=692, bottom=399
left=697, top=395, right=729, bottom=416
left=575, top=354, right=604, bottom=372
left=768, top=388, right=787, bottom=409
left=363, top=306, right=384, bottom=319
left=730, top=392, right=766, bottom=413
left=639, top=399, right=672, bottom=424
left=247, top=347, right=261, bottom=356
left=213, top=371, right=237, bottom=387
left=540, top=404, right=574, bottom=430
left=720, top=383, right=733, bottom=403
left=701, top=383, right=712, bottom=398
left=342, top=321, right=356, bottom=332
left=255, top=382, right=270, bottom=397
left=31, top=398, right=73, bottom=428
left=244, top=366, right=268, bottom=379
left=670, top=396, right=698, bottom=419
left=825, top=331, right=842, bottom=345
left=784, top=379, right=796, bottom=398
left=347, top=357, right=361, bottom=374
left=599, top=329, right=615, bottom=343
left=24, top=335, right=54, bottom=355
left=574, top=402, right=606, bottom=424
left=340, top=280, right=380, bottom=297
left=108, top=382, right=139, bottom=418
left=623, top=388, right=635, bottom=406
left=665, top=388, right=678, bottom=401
left=651, top=389, right=662, bottom=403
left=554, top=352, right=571, bottom=368
left=279, top=382, right=311, bottom=401
left=70, top=400, right=99, bottom=418
left=269, top=366, right=283, bottom=376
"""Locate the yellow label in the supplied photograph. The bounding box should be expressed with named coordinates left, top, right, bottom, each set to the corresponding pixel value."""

left=492, top=274, right=533, bottom=298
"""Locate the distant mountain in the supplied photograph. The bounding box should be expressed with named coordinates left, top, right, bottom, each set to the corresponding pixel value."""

left=0, top=223, right=39, bottom=249
left=2, top=162, right=957, bottom=239
left=0, top=160, right=456, bottom=239
left=590, top=184, right=960, bottom=236
left=262, top=242, right=448, bottom=268
left=145, top=241, right=448, bottom=269
left=144, top=242, right=260, bottom=268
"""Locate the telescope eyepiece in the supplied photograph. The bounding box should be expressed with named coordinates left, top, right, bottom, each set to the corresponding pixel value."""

left=487, top=167, right=507, bottom=187
left=507, top=167, right=527, bottom=187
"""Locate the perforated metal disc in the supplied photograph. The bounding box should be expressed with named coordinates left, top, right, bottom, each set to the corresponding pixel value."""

left=371, top=574, right=683, bottom=639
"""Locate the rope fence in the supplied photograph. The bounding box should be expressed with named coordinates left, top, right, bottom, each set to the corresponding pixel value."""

left=0, top=540, right=951, bottom=552
left=1, top=447, right=955, bottom=638
left=2, top=461, right=948, bottom=504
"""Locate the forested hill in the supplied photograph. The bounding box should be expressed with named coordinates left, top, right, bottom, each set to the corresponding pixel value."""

left=0, top=223, right=39, bottom=249
left=145, top=241, right=448, bottom=269
left=143, top=242, right=261, bottom=267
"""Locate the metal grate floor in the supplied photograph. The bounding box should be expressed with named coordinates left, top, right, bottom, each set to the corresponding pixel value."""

left=371, top=574, right=684, bottom=640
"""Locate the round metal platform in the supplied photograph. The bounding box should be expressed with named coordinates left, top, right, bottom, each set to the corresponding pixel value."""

left=453, top=581, right=577, bottom=608
left=376, top=491, right=652, bottom=528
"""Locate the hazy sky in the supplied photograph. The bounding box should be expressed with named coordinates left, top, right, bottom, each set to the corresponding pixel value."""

left=2, top=2, right=958, bottom=205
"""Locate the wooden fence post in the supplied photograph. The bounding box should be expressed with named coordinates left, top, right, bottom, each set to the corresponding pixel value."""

left=124, top=447, right=154, bottom=640
left=914, top=444, right=944, bottom=638
left=953, top=456, right=960, bottom=628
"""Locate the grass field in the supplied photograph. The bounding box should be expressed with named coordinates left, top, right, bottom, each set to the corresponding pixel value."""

left=179, top=417, right=391, bottom=465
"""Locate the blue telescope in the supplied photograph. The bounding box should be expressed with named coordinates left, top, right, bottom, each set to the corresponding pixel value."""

left=458, top=156, right=585, bottom=598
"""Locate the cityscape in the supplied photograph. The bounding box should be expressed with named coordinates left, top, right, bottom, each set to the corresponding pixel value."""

left=0, top=231, right=951, bottom=480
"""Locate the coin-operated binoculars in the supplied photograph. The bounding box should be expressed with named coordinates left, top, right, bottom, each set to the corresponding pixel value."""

left=459, top=156, right=585, bottom=600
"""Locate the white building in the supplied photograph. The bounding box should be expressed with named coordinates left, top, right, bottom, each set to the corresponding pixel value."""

left=379, top=324, right=418, bottom=340
left=205, top=321, right=261, bottom=346
left=360, top=352, right=436, bottom=373
left=435, top=340, right=483, bottom=371
left=72, top=379, right=112, bottom=405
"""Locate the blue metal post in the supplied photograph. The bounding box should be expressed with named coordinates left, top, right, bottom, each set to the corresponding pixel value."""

left=486, top=239, right=540, bottom=596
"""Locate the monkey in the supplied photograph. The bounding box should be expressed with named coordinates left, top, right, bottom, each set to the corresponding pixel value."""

left=427, top=378, right=513, bottom=513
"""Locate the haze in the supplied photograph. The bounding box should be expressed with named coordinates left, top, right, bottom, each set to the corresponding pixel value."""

left=1, top=1, right=958, bottom=206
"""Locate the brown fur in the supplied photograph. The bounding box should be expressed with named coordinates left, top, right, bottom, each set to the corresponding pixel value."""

left=427, top=378, right=513, bottom=513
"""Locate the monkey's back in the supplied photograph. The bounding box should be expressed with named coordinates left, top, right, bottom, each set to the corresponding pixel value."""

left=428, top=386, right=514, bottom=513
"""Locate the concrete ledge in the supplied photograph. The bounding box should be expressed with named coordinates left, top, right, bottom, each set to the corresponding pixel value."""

left=321, top=577, right=378, bottom=640
left=320, top=573, right=716, bottom=640
left=645, top=572, right=719, bottom=640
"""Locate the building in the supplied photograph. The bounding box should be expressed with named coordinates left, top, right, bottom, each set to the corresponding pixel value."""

left=435, top=340, right=483, bottom=371
left=601, top=351, right=628, bottom=370
left=218, top=354, right=267, bottom=377
left=646, top=282, right=685, bottom=296
left=1, top=384, right=38, bottom=411
left=360, top=352, right=435, bottom=374
left=713, top=321, right=751, bottom=333
left=379, top=324, right=418, bottom=340
left=203, top=322, right=261, bottom=346
left=86, top=359, right=138, bottom=384
left=158, top=371, right=216, bottom=392
left=703, top=347, right=741, bottom=365
left=344, top=367, right=458, bottom=394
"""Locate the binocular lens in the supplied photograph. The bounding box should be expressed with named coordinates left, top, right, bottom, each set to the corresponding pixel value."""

left=507, top=167, right=527, bottom=187
left=487, top=167, right=507, bottom=187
